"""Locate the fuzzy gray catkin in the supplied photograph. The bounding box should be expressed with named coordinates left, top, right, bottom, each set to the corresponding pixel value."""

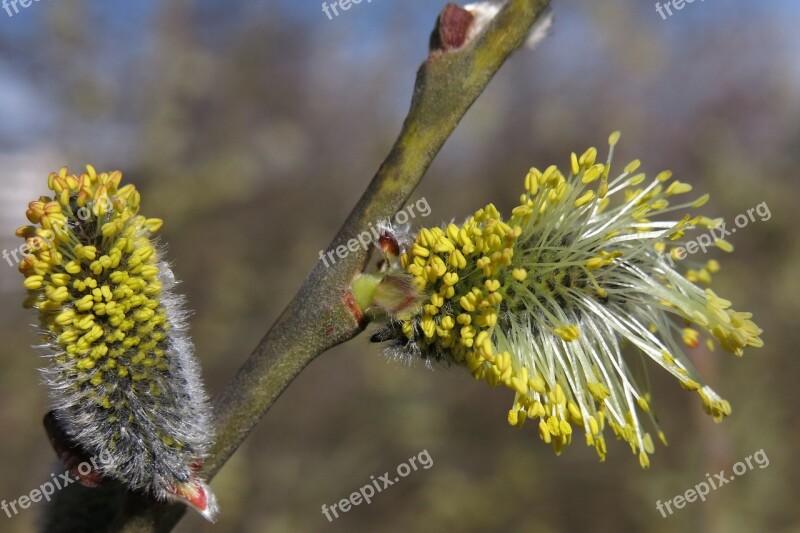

left=18, top=167, right=218, bottom=520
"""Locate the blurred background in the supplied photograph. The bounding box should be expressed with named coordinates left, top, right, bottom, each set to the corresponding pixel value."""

left=0, top=0, right=798, bottom=532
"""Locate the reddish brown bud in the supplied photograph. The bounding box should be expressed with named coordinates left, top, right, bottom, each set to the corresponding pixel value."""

left=430, top=3, right=475, bottom=52
left=378, top=231, right=400, bottom=257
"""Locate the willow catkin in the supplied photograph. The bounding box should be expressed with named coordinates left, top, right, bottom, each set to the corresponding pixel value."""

left=18, top=166, right=218, bottom=520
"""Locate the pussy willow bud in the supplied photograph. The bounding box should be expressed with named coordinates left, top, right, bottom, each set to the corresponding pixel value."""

left=18, top=166, right=218, bottom=520
left=364, top=133, right=763, bottom=468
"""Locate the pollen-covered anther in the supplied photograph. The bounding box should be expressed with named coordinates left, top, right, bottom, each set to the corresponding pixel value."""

left=553, top=325, right=580, bottom=342
left=682, top=328, right=700, bottom=348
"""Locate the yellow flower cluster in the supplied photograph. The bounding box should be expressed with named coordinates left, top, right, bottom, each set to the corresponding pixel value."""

left=398, top=205, right=525, bottom=384
left=377, top=132, right=763, bottom=468
left=17, top=166, right=218, bottom=519
left=396, top=176, right=610, bottom=459
left=18, top=166, right=170, bottom=413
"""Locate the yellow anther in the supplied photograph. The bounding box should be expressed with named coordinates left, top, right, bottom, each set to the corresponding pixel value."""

left=628, top=173, right=646, bottom=186
left=579, top=147, right=597, bottom=168
left=570, top=152, right=580, bottom=176
left=581, top=164, right=603, bottom=184
left=538, top=419, right=552, bottom=443
left=459, top=296, right=475, bottom=312
left=665, top=181, right=692, bottom=196
left=524, top=168, right=540, bottom=195
left=715, top=239, right=734, bottom=253
left=588, top=382, right=610, bottom=402
left=692, top=193, right=710, bottom=207
left=574, top=190, right=595, bottom=208
left=554, top=325, right=580, bottom=342
left=449, top=250, right=467, bottom=269
left=411, top=243, right=430, bottom=257
left=624, top=160, right=641, bottom=174
left=442, top=272, right=459, bottom=286
left=23, top=276, right=43, bottom=290
left=144, top=218, right=163, bottom=233
left=529, top=372, right=547, bottom=395
left=567, top=401, right=582, bottom=423
left=637, top=396, right=650, bottom=413
left=650, top=171, right=671, bottom=184
left=511, top=268, right=527, bottom=281
left=553, top=384, right=566, bottom=405
left=65, top=261, right=82, bottom=275
left=638, top=452, right=650, bottom=469
left=475, top=331, right=489, bottom=348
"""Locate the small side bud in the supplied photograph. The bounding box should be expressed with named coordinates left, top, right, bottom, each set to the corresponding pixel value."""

left=378, top=231, right=401, bottom=257
left=351, top=273, right=424, bottom=319
left=429, top=3, right=475, bottom=52
left=163, top=478, right=219, bottom=522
